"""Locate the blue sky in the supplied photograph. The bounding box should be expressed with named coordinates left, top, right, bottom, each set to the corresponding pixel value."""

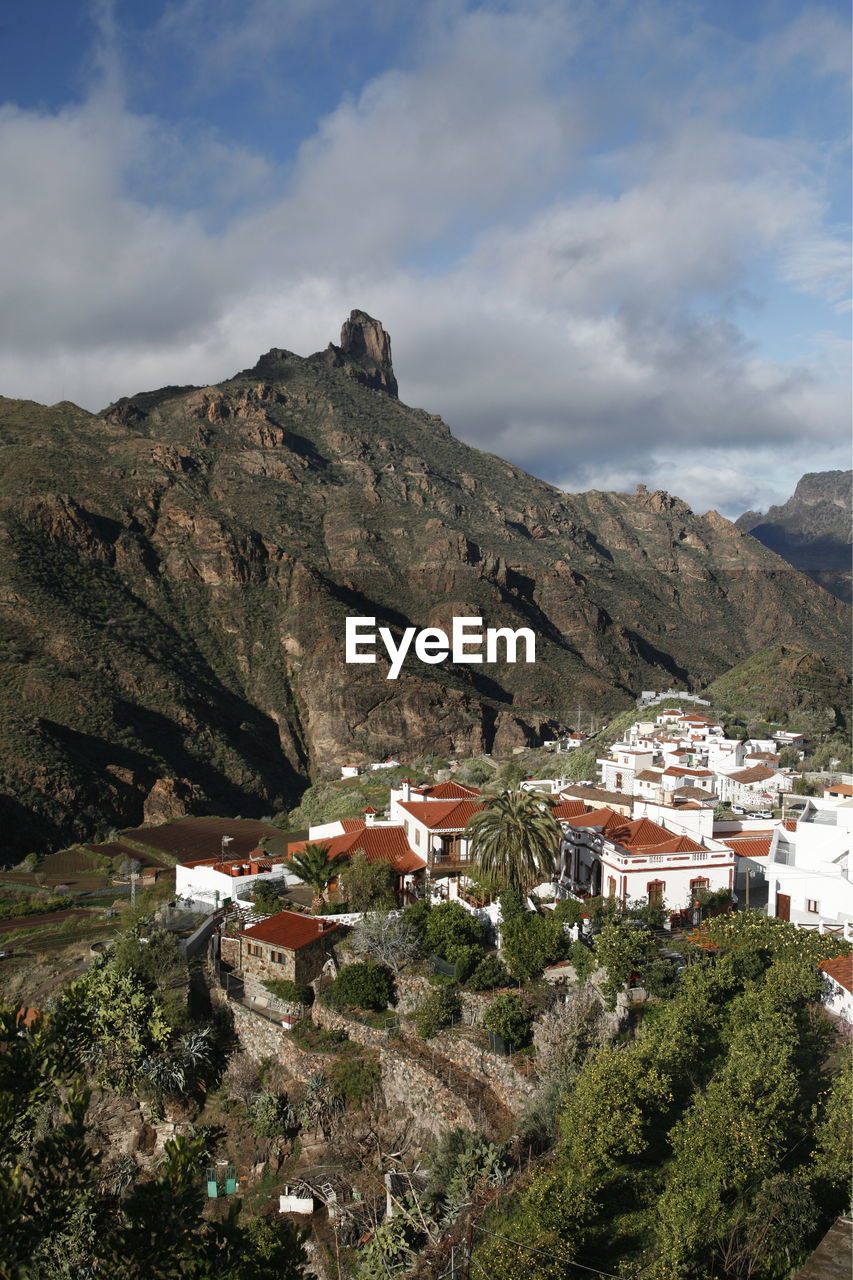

left=0, top=0, right=849, bottom=516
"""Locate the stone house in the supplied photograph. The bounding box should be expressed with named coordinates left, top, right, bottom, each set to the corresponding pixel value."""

left=220, top=911, right=341, bottom=995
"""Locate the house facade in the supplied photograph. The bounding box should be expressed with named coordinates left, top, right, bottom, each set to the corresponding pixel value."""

left=220, top=910, right=340, bottom=996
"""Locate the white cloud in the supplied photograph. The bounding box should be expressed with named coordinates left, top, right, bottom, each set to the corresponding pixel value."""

left=0, top=0, right=848, bottom=521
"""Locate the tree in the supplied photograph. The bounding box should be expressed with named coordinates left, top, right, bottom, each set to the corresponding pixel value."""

left=467, top=953, right=511, bottom=990
left=467, top=789, right=561, bottom=894
left=533, top=985, right=608, bottom=1084
left=594, top=919, right=659, bottom=1008
left=483, top=993, right=533, bottom=1049
left=286, top=843, right=345, bottom=912
left=349, top=911, right=422, bottom=974
left=340, top=849, right=395, bottom=912
left=422, top=901, right=485, bottom=958
left=498, top=889, right=568, bottom=980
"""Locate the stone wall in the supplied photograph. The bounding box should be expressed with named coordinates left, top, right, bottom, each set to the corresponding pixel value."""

left=430, top=1031, right=537, bottom=1112
left=394, top=974, right=494, bottom=1025
left=311, top=1001, right=388, bottom=1049
left=379, top=1050, right=480, bottom=1141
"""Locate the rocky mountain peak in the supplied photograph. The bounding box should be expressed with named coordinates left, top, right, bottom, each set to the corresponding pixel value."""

left=334, top=309, right=398, bottom=398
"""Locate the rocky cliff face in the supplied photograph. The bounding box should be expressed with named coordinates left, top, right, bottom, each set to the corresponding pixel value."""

left=0, top=318, right=848, bottom=857
left=737, top=471, right=852, bottom=602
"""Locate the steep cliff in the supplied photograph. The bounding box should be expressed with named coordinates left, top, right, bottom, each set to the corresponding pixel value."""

left=737, top=471, right=852, bottom=602
left=0, top=314, right=848, bottom=856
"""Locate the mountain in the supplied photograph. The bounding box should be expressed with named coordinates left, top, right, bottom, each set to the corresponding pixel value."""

left=704, top=646, right=851, bottom=738
left=0, top=311, right=849, bottom=858
left=736, top=471, right=852, bottom=603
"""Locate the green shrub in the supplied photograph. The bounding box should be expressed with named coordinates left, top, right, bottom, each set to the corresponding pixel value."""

left=570, top=940, right=596, bottom=982
left=325, top=962, right=394, bottom=1012
left=401, top=898, right=432, bottom=942
left=416, top=985, right=462, bottom=1039
left=262, top=978, right=313, bottom=1006
left=466, top=953, right=510, bottom=991
left=483, top=993, right=533, bottom=1049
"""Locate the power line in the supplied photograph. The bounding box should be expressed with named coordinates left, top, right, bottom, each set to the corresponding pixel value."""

left=471, top=1224, right=621, bottom=1278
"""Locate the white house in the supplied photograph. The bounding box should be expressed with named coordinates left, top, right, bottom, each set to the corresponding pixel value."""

left=716, top=764, right=782, bottom=809
left=764, top=799, right=853, bottom=935
left=597, top=744, right=656, bottom=796
left=176, top=852, right=294, bottom=909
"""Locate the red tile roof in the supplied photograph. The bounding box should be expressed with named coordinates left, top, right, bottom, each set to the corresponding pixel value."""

left=728, top=765, right=778, bottom=783
left=552, top=798, right=590, bottom=820
left=635, top=769, right=664, bottom=782
left=420, top=780, right=482, bottom=800
left=827, top=783, right=853, bottom=797
left=662, top=765, right=713, bottom=778
left=608, top=816, right=674, bottom=849
left=722, top=836, right=773, bottom=859
left=820, top=955, right=853, bottom=995
left=241, top=910, right=340, bottom=951
left=639, top=834, right=706, bottom=855
left=288, top=824, right=426, bottom=874
left=563, top=808, right=626, bottom=836
left=398, top=799, right=484, bottom=831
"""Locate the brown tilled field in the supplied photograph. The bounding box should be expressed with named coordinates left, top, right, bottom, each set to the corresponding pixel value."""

left=115, top=817, right=299, bottom=863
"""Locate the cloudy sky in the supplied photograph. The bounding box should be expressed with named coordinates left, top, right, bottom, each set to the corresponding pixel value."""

left=1, top=0, right=849, bottom=517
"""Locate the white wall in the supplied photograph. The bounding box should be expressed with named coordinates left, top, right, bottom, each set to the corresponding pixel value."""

left=632, top=800, right=715, bottom=842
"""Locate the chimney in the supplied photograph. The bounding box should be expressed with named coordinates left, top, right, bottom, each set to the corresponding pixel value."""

left=401, top=778, right=411, bottom=803
left=363, top=806, right=377, bottom=827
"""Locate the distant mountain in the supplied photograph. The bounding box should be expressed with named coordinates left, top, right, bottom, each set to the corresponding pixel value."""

left=0, top=312, right=849, bottom=857
left=737, top=471, right=852, bottom=602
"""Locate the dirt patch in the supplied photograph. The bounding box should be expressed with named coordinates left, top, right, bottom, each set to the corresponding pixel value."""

left=0, top=907, right=93, bottom=935
left=117, top=818, right=302, bottom=863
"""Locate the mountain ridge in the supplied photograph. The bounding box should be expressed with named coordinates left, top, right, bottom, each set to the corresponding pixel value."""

left=0, top=312, right=848, bottom=857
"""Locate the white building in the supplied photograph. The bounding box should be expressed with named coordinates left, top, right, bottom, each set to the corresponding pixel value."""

left=762, top=799, right=853, bottom=936
left=176, top=852, right=294, bottom=909
left=597, top=744, right=656, bottom=796
left=819, top=956, right=853, bottom=1023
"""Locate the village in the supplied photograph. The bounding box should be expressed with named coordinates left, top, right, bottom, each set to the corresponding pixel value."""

left=3, top=696, right=852, bottom=1279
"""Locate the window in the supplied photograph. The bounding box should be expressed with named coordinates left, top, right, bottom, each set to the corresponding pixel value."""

left=607, top=877, right=617, bottom=898
left=647, top=880, right=665, bottom=905
left=271, top=950, right=287, bottom=964
left=690, top=877, right=709, bottom=892
left=247, top=943, right=261, bottom=957
left=615, top=773, right=623, bottom=791
left=806, top=899, right=819, bottom=914
left=415, top=828, right=421, bottom=845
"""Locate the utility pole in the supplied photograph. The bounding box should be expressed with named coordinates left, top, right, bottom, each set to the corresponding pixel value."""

left=462, top=1221, right=473, bottom=1280
left=130, top=871, right=138, bottom=909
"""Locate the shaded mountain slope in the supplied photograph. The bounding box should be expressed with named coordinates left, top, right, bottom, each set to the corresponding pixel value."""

left=737, top=471, right=852, bottom=602
left=0, top=312, right=848, bottom=857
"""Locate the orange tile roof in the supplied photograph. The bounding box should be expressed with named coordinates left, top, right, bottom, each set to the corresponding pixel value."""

left=820, top=955, right=853, bottom=994
left=827, top=784, right=853, bottom=797
left=398, top=799, right=484, bottom=831
left=635, top=769, right=664, bottom=782
left=241, top=910, right=340, bottom=951
left=288, top=824, right=426, bottom=874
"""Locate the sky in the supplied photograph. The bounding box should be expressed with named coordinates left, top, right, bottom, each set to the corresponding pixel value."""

left=0, top=0, right=849, bottom=518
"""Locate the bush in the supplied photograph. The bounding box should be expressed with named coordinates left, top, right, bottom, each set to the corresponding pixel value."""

left=466, top=953, right=510, bottom=991
left=416, top=985, right=462, bottom=1039
left=499, top=890, right=569, bottom=980
left=423, top=901, right=484, bottom=958
left=262, top=979, right=313, bottom=1006
left=483, top=993, right=533, bottom=1049
left=325, top=962, right=394, bottom=1012
left=570, top=940, right=596, bottom=982
left=446, top=943, right=484, bottom=984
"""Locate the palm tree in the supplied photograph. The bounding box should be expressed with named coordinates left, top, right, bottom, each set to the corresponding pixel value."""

left=286, top=843, right=346, bottom=912
left=465, top=789, right=561, bottom=896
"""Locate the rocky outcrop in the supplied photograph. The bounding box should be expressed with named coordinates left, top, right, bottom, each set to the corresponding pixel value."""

left=333, top=309, right=398, bottom=396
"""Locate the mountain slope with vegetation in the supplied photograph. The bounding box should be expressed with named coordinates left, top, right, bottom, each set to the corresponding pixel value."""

left=0, top=312, right=849, bottom=857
